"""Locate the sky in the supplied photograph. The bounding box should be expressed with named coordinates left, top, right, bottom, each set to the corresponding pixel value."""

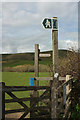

left=0, top=1, right=79, bottom=53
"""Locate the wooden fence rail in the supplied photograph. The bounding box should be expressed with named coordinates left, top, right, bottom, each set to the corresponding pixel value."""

left=1, top=75, right=73, bottom=119
left=3, top=86, right=50, bottom=92
left=35, top=77, right=66, bottom=81
left=1, top=82, right=51, bottom=119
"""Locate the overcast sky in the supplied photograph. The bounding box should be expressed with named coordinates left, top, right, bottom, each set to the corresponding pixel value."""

left=1, top=2, right=78, bottom=53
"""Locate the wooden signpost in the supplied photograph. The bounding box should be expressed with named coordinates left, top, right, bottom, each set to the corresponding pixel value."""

left=51, top=17, right=58, bottom=119
left=42, top=17, right=58, bottom=119
left=30, top=44, right=39, bottom=117
left=31, top=17, right=58, bottom=118
left=34, top=44, right=39, bottom=97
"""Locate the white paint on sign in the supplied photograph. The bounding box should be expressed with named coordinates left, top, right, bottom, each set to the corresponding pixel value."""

left=45, top=19, right=51, bottom=28
left=39, top=54, right=51, bottom=57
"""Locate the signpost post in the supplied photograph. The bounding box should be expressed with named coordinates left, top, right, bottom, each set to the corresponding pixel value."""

left=51, top=17, right=58, bottom=119
left=30, top=44, right=39, bottom=118
left=34, top=44, right=39, bottom=97
left=41, top=17, right=58, bottom=119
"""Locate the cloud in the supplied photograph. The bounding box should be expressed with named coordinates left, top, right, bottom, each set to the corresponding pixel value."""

left=0, top=2, right=2, bottom=54
left=2, top=2, right=78, bottom=53
left=3, top=10, right=41, bottom=27
left=59, top=39, right=78, bottom=50
left=2, top=2, right=78, bottom=27
left=2, top=30, right=51, bottom=53
left=2, top=45, right=12, bottom=54
left=65, top=39, right=78, bottom=46
left=1, top=0, right=79, bottom=2
left=2, top=2, right=42, bottom=27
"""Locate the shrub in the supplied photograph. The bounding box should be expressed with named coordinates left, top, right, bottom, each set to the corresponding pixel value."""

left=58, top=48, right=80, bottom=80
left=3, top=64, right=50, bottom=72
left=3, top=67, right=15, bottom=72
left=3, top=65, right=34, bottom=72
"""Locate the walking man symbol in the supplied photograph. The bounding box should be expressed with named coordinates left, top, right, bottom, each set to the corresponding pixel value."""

left=45, top=19, right=51, bottom=28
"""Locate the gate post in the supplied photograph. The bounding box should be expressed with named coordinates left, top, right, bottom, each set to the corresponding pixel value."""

left=66, top=75, right=71, bottom=95
left=0, top=82, right=2, bottom=120
left=2, top=82, right=5, bottom=120
left=66, top=75, right=71, bottom=108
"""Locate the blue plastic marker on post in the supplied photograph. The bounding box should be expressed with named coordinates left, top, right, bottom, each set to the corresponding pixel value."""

left=30, top=78, right=34, bottom=86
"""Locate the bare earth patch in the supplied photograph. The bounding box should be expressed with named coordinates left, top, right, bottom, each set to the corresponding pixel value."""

left=5, top=112, right=29, bottom=119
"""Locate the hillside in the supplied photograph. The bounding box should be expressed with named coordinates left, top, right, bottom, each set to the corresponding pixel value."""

left=2, top=50, right=69, bottom=68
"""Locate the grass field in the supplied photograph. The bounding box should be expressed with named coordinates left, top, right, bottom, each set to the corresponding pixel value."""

left=2, top=50, right=68, bottom=69
left=2, top=72, right=50, bottom=110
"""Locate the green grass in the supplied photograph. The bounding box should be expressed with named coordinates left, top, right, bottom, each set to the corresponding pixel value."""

left=2, top=72, right=50, bottom=86
left=2, top=60, right=52, bottom=68
left=39, top=60, right=52, bottom=65
left=2, top=72, right=50, bottom=110
left=2, top=60, right=34, bottom=68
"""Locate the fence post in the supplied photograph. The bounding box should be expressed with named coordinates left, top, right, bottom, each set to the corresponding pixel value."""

left=0, top=82, right=2, bottom=120
left=70, top=77, right=73, bottom=110
left=62, top=75, right=71, bottom=107
left=2, top=82, right=5, bottom=120
left=66, top=75, right=71, bottom=96
left=65, top=75, right=71, bottom=110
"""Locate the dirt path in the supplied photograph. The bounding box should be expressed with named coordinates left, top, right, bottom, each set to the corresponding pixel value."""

left=5, top=112, right=29, bottom=120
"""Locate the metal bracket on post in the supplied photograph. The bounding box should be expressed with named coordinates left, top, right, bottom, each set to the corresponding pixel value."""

left=54, top=73, right=59, bottom=79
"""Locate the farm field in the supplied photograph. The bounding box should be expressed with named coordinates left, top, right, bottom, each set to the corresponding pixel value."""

left=2, top=72, right=50, bottom=110
left=2, top=50, right=68, bottom=69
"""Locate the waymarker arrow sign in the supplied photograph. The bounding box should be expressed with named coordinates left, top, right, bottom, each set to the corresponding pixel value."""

left=42, top=18, right=52, bottom=29
left=41, top=18, right=58, bottom=30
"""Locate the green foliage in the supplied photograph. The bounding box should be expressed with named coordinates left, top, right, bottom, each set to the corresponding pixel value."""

left=70, top=104, right=80, bottom=120
left=70, top=79, right=80, bottom=120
